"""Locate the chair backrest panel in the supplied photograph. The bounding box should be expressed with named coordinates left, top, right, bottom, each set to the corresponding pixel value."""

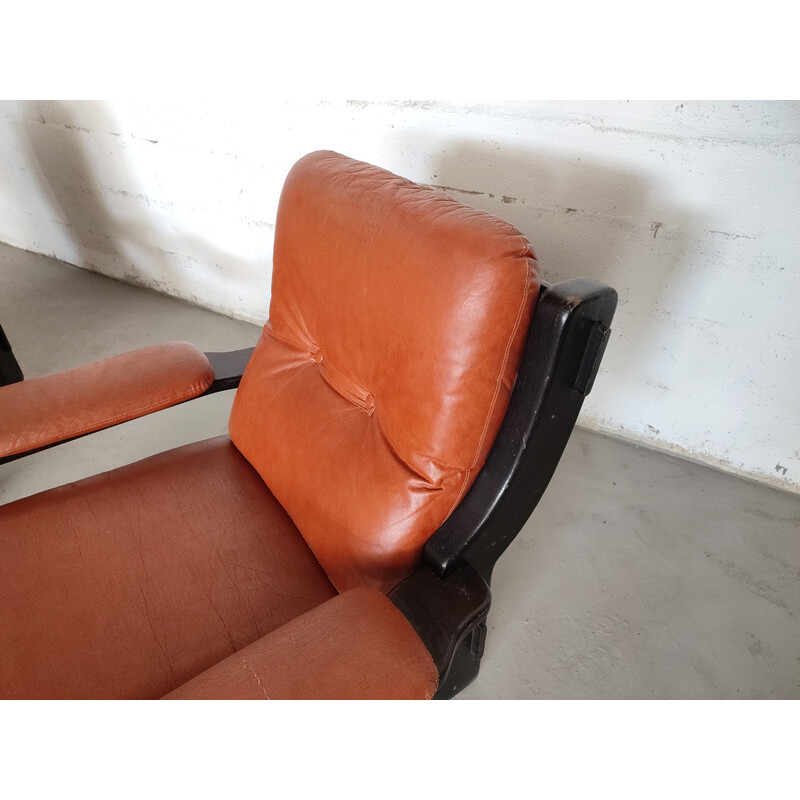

left=230, top=152, right=539, bottom=592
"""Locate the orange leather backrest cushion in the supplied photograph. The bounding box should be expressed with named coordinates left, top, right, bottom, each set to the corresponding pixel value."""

left=229, top=151, right=540, bottom=592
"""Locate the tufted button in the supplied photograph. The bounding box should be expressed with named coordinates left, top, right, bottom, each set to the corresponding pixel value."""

left=309, top=345, right=324, bottom=364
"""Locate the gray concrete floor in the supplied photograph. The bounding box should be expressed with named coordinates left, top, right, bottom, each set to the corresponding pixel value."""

left=2, top=242, right=799, bottom=699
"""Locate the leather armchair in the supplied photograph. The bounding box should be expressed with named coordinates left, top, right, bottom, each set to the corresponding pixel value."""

left=0, top=151, right=617, bottom=699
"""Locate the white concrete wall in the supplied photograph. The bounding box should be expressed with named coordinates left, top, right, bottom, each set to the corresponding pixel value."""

left=1, top=100, right=798, bottom=493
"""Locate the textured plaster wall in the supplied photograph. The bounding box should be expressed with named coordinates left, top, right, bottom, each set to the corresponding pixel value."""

left=1, top=100, right=798, bottom=492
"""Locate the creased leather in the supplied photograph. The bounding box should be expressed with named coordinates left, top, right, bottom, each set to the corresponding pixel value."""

left=230, top=151, right=540, bottom=593
left=309, top=342, right=375, bottom=415
left=0, top=341, right=214, bottom=458
left=162, top=588, right=438, bottom=700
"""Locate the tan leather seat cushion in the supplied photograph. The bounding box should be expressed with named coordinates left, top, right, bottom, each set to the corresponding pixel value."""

left=0, top=436, right=337, bottom=699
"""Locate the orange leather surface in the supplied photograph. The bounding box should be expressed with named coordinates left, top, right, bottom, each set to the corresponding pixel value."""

left=230, top=151, right=539, bottom=593
left=0, top=341, right=214, bottom=459
left=0, top=436, right=337, bottom=699
left=163, top=587, right=438, bottom=700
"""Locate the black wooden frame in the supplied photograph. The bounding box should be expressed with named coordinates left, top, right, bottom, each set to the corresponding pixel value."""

left=0, top=324, right=24, bottom=387
left=390, top=277, right=617, bottom=697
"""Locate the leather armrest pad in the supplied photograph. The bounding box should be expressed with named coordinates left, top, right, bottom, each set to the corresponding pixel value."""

left=162, top=588, right=439, bottom=700
left=0, top=342, right=214, bottom=459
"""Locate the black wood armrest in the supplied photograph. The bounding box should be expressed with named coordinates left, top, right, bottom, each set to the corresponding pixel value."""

left=389, top=564, right=491, bottom=699
left=202, top=347, right=255, bottom=394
